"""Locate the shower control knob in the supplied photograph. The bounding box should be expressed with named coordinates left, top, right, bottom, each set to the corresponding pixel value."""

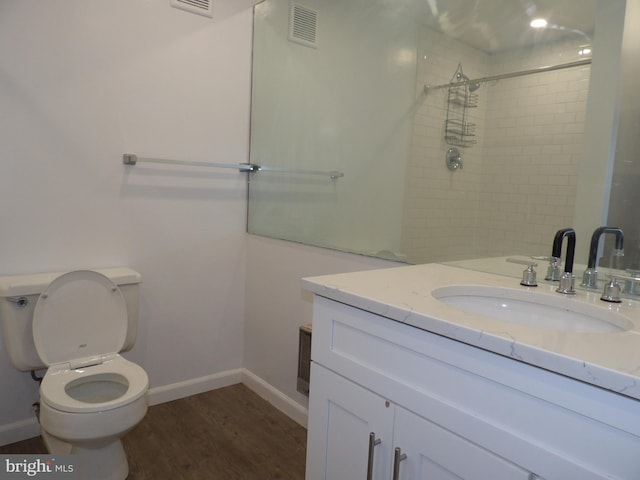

left=445, top=148, right=463, bottom=171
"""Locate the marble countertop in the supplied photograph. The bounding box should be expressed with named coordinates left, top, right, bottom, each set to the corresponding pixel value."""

left=302, top=263, right=640, bottom=401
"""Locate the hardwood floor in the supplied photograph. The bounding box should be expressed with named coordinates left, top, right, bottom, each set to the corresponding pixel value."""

left=0, top=384, right=307, bottom=479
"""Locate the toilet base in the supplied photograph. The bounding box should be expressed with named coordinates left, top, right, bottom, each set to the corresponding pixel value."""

left=41, top=429, right=72, bottom=454
left=42, top=429, right=129, bottom=480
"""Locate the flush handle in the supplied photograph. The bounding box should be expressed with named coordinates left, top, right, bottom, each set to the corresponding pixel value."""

left=7, top=296, right=28, bottom=308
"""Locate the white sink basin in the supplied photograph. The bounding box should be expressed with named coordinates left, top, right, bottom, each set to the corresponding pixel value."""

left=432, top=285, right=633, bottom=333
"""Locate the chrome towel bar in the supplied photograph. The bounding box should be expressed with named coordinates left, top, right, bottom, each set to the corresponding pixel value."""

left=123, top=154, right=256, bottom=171
left=123, top=154, right=344, bottom=180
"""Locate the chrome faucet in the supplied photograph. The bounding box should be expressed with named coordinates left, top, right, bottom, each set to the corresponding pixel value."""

left=581, top=227, right=624, bottom=289
left=551, top=228, right=576, bottom=295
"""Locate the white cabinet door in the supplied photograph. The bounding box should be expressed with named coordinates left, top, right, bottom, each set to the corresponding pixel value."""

left=306, top=363, right=395, bottom=480
left=392, top=407, right=532, bottom=480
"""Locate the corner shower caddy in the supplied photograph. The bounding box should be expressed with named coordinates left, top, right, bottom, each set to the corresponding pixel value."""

left=444, top=63, right=477, bottom=148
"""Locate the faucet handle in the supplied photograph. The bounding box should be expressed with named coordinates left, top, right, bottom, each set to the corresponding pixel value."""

left=556, top=272, right=576, bottom=295
left=605, top=272, right=640, bottom=300
left=544, top=256, right=562, bottom=281
left=625, top=270, right=640, bottom=297
left=599, top=273, right=640, bottom=303
left=506, top=258, right=538, bottom=287
left=580, top=267, right=599, bottom=290
left=601, top=275, right=623, bottom=303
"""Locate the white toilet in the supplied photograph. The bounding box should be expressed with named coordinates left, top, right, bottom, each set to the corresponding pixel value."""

left=0, top=268, right=148, bottom=480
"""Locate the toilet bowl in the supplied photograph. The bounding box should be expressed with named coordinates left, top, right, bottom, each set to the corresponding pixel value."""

left=0, top=268, right=148, bottom=480
left=39, top=356, right=148, bottom=480
left=40, top=355, right=149, bottom=480
left=39, top=356, right=148, bottom=440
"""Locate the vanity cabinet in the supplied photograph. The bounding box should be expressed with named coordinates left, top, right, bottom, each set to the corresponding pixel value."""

left=305, top=295, right=640, bottom=480
left=307, top=362, right=530, bottom=479
left=306, top=363, right=393, bottom=480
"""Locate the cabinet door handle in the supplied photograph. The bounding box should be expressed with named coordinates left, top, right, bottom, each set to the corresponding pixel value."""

left=392, top=447, right=407, bottom=480
left=366, top=432, right=382, bottom=480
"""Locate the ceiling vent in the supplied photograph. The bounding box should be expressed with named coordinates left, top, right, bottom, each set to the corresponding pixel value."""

left=289, top=3, right=318, bottom=48
left=171, top=0, right=213, bottom=18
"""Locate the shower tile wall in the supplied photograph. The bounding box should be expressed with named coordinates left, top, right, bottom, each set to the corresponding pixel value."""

left=403, top=32, right=589, bottom=264
left=402, top=28, right=489, bottom=263
left=479, top=40, right=589, bottom=258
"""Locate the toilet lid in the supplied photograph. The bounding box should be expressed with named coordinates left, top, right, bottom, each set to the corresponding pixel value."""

left=33, top=270, right=128, bottom=367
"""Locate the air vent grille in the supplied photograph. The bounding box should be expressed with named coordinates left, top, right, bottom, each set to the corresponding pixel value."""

left=289, top=3, right=318, bottom=48
left=171, top=0, right=213, bottom=18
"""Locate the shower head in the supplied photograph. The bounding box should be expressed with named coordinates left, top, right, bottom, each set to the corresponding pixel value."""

left=456, top=72, right=481, bottom=92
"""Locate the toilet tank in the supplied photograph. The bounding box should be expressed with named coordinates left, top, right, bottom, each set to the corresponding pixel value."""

left=0, top=268, right=142, bottom=371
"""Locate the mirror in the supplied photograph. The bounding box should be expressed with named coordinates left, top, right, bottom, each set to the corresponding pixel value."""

left=248, top=0, right=634, bottom=270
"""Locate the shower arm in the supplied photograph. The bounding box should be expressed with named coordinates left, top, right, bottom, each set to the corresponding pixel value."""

left=424, top=58, right=592, bottom=94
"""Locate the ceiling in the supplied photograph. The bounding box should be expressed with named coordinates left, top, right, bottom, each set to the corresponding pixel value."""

left=422, top=0, right=598, bottom=53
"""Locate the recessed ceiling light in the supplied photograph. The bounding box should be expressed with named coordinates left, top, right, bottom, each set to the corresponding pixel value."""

left=530, top=18, right=548, bottom=29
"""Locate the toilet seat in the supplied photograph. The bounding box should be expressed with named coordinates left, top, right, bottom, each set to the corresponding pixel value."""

left=40, top=355, right=148, bottom=413
left=33, top=270, right=148, bottom=414
left=32, top=270, right=128, bottom=367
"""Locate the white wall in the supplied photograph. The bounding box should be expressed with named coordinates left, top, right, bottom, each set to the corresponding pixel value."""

left=243, top=235, right=399, bottom=422
left=0, top=0, right=254, bottom=444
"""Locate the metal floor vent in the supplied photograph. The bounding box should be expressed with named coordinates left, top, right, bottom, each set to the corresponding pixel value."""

left=171, top=0, right=213, bottom=18
left=289, top=3, right=318, bottom=48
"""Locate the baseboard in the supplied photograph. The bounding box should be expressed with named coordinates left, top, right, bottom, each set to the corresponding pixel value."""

left=241, top=369, right=308, bottom=428
left=147, top=368, right=243, bottom=406
left=1, top=368, right=305, bottom=447
left=0, top=417, right=40, bottom=447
